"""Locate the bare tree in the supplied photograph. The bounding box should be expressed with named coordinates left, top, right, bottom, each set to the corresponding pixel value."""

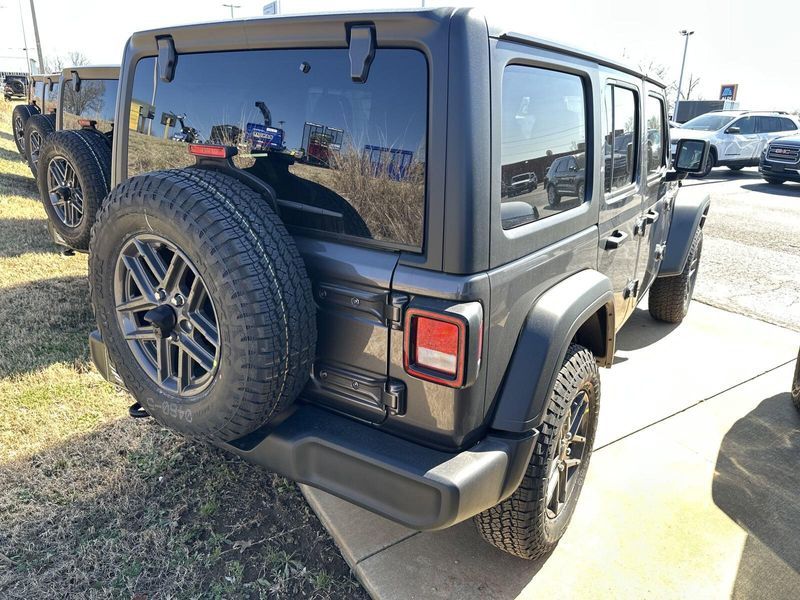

left=683, top=74, right=702, bottom=101
left=42, top=51, right=89, bottom=73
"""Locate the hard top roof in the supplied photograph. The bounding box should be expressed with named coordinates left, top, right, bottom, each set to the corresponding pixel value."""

left=60, top=64, right=120, bottom=80
left=126, top=7, right=664, bottom=88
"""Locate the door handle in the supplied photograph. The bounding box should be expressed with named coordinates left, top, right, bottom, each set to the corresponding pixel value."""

left=645, top=209, right=659, bottom=225
left=604, top=230, right=628, bottom=249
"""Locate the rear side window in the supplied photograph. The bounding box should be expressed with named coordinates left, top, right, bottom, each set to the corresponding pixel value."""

left=45, top=81, right=59, bottom=113
left=500, top=65, right=588, bottom=229
left=603, top=84, right=639, bottom=193
left=127, top=48, right=428, bottom=250
left=62, top=78, right=118, bottom=133
left=780, top=117, right=798, bottom=131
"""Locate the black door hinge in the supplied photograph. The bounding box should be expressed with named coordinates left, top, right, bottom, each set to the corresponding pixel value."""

left=623, top=279, right=639, bottom=299
left=385, top=293, right=409, bottom=329
left=381, top=380, right=406, bottom=415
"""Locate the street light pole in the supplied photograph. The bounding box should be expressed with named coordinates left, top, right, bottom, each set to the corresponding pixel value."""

left=222, top=3, right=240, bottom=18
left=674, top=30, right=694, bottom=122
left=16, top=0, right=31, bottom=74
left=29, top=0, right=44, bottom=74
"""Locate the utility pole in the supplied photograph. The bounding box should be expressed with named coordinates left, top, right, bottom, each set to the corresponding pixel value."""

left=16, top=0, right=31, bottom=73
left=28, top=0, right=44, bottom=73
left=222, top=3, right=240, bottom=18
left=674, top=30, right=694, bottom=122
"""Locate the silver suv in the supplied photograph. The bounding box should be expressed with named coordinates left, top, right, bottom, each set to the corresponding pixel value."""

left=670, top=110, right=800, bottom=177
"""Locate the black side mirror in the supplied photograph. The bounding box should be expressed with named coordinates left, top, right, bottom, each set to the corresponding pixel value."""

left=673, top=139, right=710, bottom=173
left=726, top=126, right=741, bottom=135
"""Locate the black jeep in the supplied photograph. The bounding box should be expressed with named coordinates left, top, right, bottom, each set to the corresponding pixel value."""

left=87, top=8, right=710, bottom=560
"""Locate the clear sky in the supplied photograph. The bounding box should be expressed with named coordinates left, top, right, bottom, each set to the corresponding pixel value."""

left=3, top=0, right=799, bottom=111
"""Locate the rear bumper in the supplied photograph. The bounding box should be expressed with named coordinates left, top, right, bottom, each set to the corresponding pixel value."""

left=89, top=330, right=537, bottom=530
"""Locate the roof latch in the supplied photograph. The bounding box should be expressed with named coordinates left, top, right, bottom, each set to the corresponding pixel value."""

left=156, top=35, right=177, bottom=83
left=71, top=70, right=81, bottom=92
left=347, top=24, right=376, bottom=83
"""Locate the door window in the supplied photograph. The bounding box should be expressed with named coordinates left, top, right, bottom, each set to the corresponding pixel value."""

left=645, top=95, right=666, bottom=174
left=500, top=65, right=588, bottom=228
left=730, top=117, right=755, bottom=135
left=603, top=84, right=639, bottom=193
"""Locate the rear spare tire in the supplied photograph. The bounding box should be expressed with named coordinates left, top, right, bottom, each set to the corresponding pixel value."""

left=12, top=103, right=39, bottom=155
left=24, top=113, right=55, bottom=177
left=37, top=129, right=111, bottom=250
left=89, top=168, right=317, bottom=441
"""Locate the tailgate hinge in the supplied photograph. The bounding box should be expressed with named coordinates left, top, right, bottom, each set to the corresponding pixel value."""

left=381, top=380, right=406, bottom=415
left=385, top=293, right=409, bottom=329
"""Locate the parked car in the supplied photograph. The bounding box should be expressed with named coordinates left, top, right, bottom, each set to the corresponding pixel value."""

left=504, top=171, right=538, bottom=197
left=793, top=347, right=800, bottom=412
left=545, top=153, right=585, bottom=206
left=759, top=134, right=800, bottom=185
left=85, top=8, right=710, bottom=561
left=3, top=75, right=27, bottom=101
left=670, top=110, right=800, bottom=177
left=35, top=65, right=119, bottom=251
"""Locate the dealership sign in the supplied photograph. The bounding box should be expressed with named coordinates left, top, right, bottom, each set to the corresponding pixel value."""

left=720, top=84, right=738, bottom=101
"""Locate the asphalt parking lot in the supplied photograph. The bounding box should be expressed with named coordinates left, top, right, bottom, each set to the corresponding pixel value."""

left=682, top=167, right=800, bottom=331
left=304, top=166, right=800, bottom=600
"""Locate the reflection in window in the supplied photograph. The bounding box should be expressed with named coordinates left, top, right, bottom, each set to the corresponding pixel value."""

left=603, top=85, right=638, bottom=193
left=127, top=49, right=427, bottom=249
left=646, top=96, right=665, bottom=174
left=500, top=66, right=587, bottom=229
left=45, top=82, right=59, bottom=113
left=62, top=79, right=118, bottom=133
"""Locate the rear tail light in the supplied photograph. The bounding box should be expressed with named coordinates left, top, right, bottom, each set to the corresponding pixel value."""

left=188, top=144, right=236, bottom=159
left=403, top=305, right=482, bottom=388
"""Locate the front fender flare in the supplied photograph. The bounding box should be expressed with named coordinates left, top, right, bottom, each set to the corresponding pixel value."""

left=490, top=269, right=615, bottom=434
left=658, top=192, right=711, bottom=277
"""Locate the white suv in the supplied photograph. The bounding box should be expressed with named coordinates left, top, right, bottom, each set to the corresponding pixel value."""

left=670, top=111, right=800, bottom=177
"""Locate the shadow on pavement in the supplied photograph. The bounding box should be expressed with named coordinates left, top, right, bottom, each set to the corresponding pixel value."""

left=713, top=392, right=800, bottom=597
left=614, top=307, right=681, bottom=352
left=741, top=182, right=800, bottom=197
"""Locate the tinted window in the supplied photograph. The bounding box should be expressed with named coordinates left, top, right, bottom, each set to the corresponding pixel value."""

left=646, top=95, right=666, bottom=174
left=603, top=85, right=638, bottom=192
left=681, top=114, right=735, bottom=131
left=781, top=117, right=798, bottom=131
left=45, top=81, right=59, bottom=113
left=128, top=49, right=427, bottom=249
left=500, top=66, right=587, bottom=229
left=62, top=78, right=118, bottom=133
left=731, top=117, right=755, bottom=135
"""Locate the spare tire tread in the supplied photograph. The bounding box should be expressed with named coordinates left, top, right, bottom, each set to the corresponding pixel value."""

left=11, top=103, right=39, bottom=154
left=90, top=168, right=316, bottom=441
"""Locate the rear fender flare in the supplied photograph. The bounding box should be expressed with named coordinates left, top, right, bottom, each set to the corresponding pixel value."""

left=490, top=269, right=615, bottom=434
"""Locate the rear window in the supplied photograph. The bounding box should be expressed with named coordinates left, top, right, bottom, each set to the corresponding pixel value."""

left=127, top=48, right=428, bottom=249
left=62, top=78, right=118, bottom=133
left=32, top=80, right=44, bottom=102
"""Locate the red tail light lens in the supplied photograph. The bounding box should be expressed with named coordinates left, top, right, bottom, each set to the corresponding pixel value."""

left=188, top=144, right=231, bottom=158
left=404, top=309, right=467, bottom=387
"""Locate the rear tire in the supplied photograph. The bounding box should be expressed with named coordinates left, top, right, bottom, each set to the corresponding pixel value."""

left=11, top=103, right=39, bottom=155
left=37, top=130, right=111, bottom=250
left=89, top=168, right=317, bottom=441
left=728, top=165, right=744, bottom=171
left=764, top=178, right=785, bottom=185
left=474, top=344, right=600, bottom=560
left=649, top=228, right=703, bottom=323
left=24, top=113, right=55, bottom=178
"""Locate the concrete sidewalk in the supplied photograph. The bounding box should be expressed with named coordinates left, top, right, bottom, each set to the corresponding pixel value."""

left=301, top=301, right=800, bottom=599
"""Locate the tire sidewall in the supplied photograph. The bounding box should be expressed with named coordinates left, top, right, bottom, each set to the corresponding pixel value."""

left=540, top=367, right=600, bottom=544
left=92, top=205, right=253, bottom=438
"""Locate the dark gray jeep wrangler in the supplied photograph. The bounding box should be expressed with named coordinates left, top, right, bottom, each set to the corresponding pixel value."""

left=87, top=8, right=710, bottom=560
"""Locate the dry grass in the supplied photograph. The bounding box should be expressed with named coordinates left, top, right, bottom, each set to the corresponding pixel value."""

left=0, top=100, right=365, bottom=599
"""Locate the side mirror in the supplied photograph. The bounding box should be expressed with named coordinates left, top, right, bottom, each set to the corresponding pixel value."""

left=726, top=126, right=741, bottom=135
left=673, top=139, right=710, bottom=174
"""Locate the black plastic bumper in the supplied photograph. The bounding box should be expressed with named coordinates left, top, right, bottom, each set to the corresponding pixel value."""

left=89, top=331, right=537, bottom=530
left=760, top=159, right=800, bottom=181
